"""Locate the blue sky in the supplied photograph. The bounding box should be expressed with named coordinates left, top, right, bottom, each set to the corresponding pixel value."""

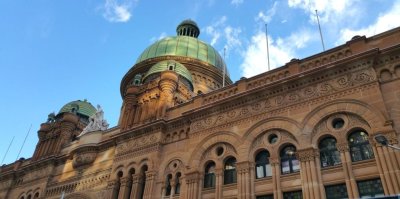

left=0, top=0, right=399, bottom=165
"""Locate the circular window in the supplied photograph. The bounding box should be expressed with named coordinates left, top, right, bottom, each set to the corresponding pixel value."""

left=173, top=163, right=177, bottom=168
left=216, top=147, right=224, bottom=156
left=332, top=118, right=345, bottom=129
left=268, top=134, right=278, bottom=144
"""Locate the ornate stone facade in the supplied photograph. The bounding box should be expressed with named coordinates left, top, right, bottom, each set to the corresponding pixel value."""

left=1, top=21, right=400, bottom=199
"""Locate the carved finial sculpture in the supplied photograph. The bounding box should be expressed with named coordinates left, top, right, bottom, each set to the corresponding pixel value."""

left=47, top=112, right=56, bottom=123
left=79, top=105, right=109, bottom=137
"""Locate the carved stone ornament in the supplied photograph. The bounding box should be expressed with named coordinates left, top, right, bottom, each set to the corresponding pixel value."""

left=72, top=148, right=98, bottom=168
left=79, top=105, right=109, bottom=137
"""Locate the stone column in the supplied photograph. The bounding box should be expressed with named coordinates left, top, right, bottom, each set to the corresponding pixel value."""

left=158, top=71, right=178, bottom=118
left=270, top=159, right=281, bottom=199
left=314, top=154, right=326, bottom=199
left=296, top=148, right=321, bottom=199
left=214, top=169, right=223, bottom=199
left=237, top=161, right=252, bottom=199
left=161, top=185, right=166, bottom=199
left=337, top=143, right=359, bottom=198
left=105, top=180, right=119, bottom=199
left=185, top=172, right=200, bottom=199
left=130, top=174, right=140, bottom=199
left=169, top=181, right=176, bottom=199
left=371, top=132, right=400, bottom=195
left=118, top=177, right=132, bottom=199
left=143, top=171, right=156, bottom=199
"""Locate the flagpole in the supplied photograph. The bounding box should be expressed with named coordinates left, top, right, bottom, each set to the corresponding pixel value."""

left=1, top=136, right=15, bottom=165
left=315, top=10, right=325, bottom=51
left=223, top=47, right=226, bottom=87
left=265, top=24, right=271, bottom=71
left=16, top=124, right=32, bottom=161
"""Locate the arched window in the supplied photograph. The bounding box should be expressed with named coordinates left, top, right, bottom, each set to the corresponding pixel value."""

left=27, top=195, right=32, bottom=199
left=224, top=157, right=237, bottom=184
left=175, top=172, right=181, bottom=194
left=165, top=174, right=172, bottom=196
left=319, top=137, right=341, bottom=167
left=204, top=162, right=216, bottom=188
left=348, top=130, right=374, bottom=162
left=280, top=145, right=299, bottom=174
left=34, top=193, right=39, bottom=199
left=255, top=150, right=272, bottom=178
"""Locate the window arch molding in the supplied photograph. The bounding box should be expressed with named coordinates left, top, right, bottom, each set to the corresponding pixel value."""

left=248, top=129, right=299, bottom=164
left=188, top=131, right=243, bottom=169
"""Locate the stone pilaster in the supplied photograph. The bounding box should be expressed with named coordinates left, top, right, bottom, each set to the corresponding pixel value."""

left=185, top=172, right=200, bottom=199
left=237, top=161, right=253, bottom=199
left=118, top=177, right=132, bottom=199
left=337, top=142, right=359, bottom=198
left=371, top=131, right=400, bottom=194
left=296, top=148, right=321, bottom=199
left=143, top=171, right=156, bottom=199
left=130, top=174, right=140, bottom=199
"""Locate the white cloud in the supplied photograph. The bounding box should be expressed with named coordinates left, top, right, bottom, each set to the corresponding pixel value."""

left=240, top=29, right=315, bottom=77
left=204, top=16, right=242, bottom=56
left=204, top=16, right=227, bottom=45
left=102, top=0, right=136, bottom=23
left=256, top=1, right=278, bottom=24
left=337, top=0, right=400, bottom=44
left=231, top=0, right=244, bottom=6
left=287, top=0, right=360, bottom=25
left=150, top=32, right=167, bottom=43
left=223, top=26, right=242, bottom=53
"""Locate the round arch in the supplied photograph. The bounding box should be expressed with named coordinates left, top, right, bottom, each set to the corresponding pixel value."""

left=242, top=117, right=301, bottom=160
left=188, top=131, right=241, bottom=170
left=302, top=99, right=387, bottom=138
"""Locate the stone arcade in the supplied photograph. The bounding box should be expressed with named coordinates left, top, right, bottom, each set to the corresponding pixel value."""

left=1, top=20, right=400, bottom=199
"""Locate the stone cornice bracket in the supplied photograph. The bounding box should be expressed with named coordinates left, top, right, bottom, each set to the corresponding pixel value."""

left=296, top=148, right=318, bottom=162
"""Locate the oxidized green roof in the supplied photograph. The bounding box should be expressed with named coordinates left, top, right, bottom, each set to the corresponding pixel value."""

left=143, top=60, right=193, bottom=89
left=135, top=36, right=227, bottom=71
left=58, top=100, right=96, bottom=118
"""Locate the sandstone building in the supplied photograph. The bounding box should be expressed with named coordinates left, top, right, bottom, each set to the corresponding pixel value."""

left=1, top=20, right=400, bottom=199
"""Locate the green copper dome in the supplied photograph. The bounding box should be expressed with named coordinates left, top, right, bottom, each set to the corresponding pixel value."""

left=58, top=100, right=96, bottom=118
left=135, top=36, right=227, bottom=71
left=143, top=60, right=194, bottom=90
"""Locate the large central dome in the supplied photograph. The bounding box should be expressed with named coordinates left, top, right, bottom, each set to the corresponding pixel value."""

left=121, top=19, right=232, bottom=97
left=135, top=19, right=227, bottom=72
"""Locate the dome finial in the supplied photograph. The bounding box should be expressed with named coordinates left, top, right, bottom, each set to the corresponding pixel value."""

left=176, top=19, right=200, bottom=38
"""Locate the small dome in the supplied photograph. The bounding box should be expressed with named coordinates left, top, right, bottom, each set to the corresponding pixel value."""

left=143, top=60, right=193, bottom=90
left=176, top=19, right=200, bottom=38
left=58, top=100, right=96, bottom=118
